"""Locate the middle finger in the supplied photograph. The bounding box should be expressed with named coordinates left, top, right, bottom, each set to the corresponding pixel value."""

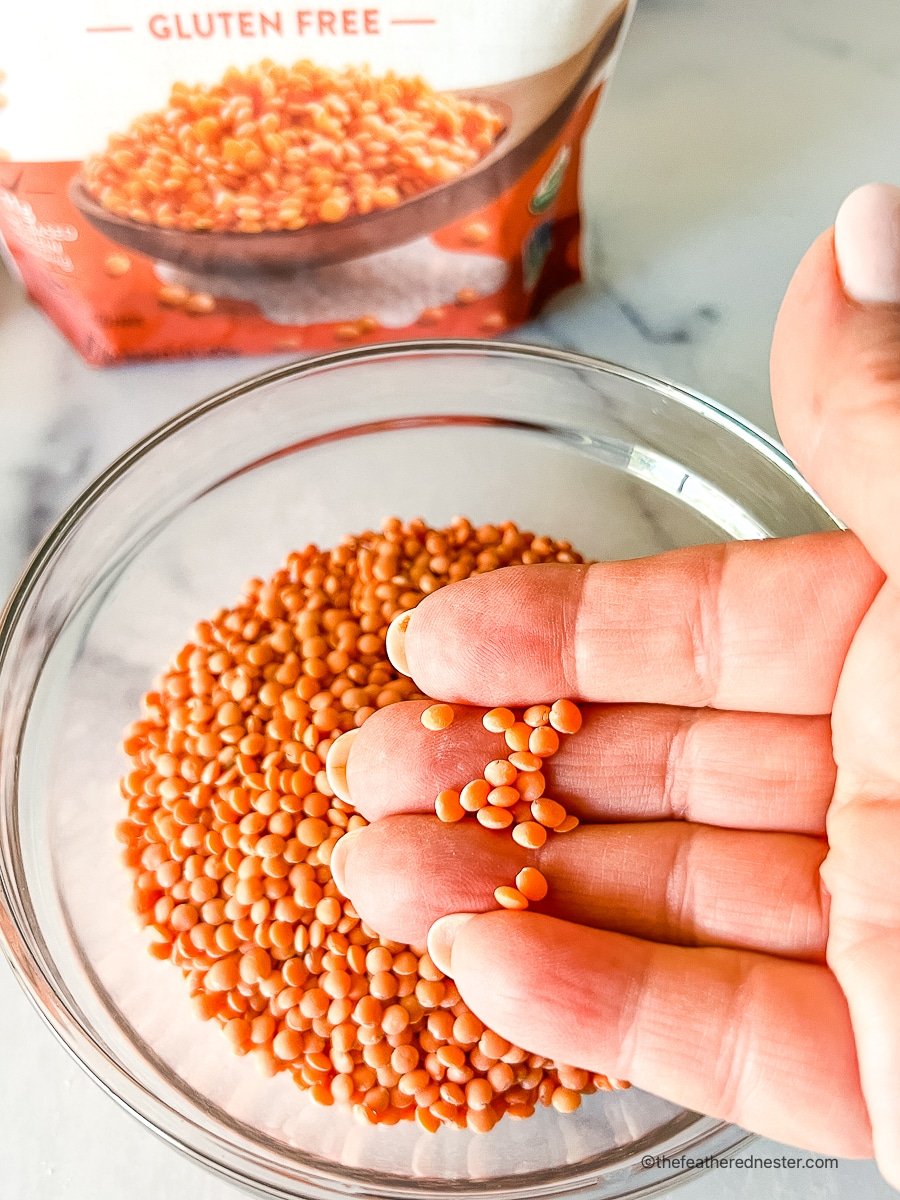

left=339, top=700, right=835, bottom=834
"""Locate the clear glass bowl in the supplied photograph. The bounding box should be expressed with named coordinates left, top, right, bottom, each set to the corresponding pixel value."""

left=0, top=341, right=837, bottom=1199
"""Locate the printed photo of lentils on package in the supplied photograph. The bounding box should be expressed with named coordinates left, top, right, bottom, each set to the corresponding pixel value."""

left=0, top=2, right=631, bottom=362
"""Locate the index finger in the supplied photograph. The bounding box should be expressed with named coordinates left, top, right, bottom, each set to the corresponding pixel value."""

left=391, top=531, right=881, bottom=714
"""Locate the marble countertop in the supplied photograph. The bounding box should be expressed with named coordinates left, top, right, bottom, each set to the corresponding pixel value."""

left=2, top=0, right=899, bottom=1196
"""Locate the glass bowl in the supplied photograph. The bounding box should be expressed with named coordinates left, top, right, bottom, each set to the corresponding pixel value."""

left=0, top=341, right=837, bottom=1199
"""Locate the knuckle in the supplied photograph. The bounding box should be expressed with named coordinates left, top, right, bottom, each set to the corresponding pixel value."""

left=663, top=826, right=699, bottom=942
left=708, top=957, right=760, bottom=1119
left=661, top=710, right=695, bottom=820
left=685, top=548, right=726, bottom=707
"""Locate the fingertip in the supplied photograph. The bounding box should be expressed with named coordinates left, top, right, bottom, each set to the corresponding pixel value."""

left=772, top=186, right=900, bottom=578
left=386, top=608, right=414, bottom=677
left=330, top=826, right=364, bottom=896
left=448, top=911, right=578, bottom=1053
left=333, top=815, right=525, bottom=944
left=325, top=728, right=358, bottom=803
left=341, top=700, right=500, bottom=821
left=426, top=912, right=479, bottom=976
left=399, top=564, right=583, bottom=704
left=834, top=182, right=900, bottom=305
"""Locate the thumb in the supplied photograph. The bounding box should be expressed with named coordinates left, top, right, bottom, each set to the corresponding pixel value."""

left=771, top=182, right=900, bottom=581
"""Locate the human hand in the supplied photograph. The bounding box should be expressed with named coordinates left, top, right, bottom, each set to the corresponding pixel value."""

left=328, top=183, right=900, bottom=1184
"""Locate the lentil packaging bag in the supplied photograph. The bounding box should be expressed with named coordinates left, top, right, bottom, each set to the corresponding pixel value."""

left=0, top=2, right=632, bottom=364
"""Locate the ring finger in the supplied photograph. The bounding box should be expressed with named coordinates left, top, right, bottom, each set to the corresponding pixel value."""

left=332, top=815, right=829, bottom=959
left=333, top=700, right=835, bottom=834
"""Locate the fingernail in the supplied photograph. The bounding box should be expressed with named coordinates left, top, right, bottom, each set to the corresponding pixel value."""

left=834, top=182, right=900, bottom=303
left=427, top=912, right=478, bottom=977
left=330, top=827, right=365, bottom=896
left=325, top=729, right=358, bottom=803
left=385, top=608, right=414, bottom=677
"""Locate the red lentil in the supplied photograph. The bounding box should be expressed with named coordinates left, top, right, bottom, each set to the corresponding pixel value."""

left=522, top=705, right=550, bottom=728
left=528, top=726, right=560, bottom=758
left=480, top=312, right=508, bottom=334
left=185, top=291, right=217, bottom=316
left=515, top=867, right=549, bottom=903
left=435, top=789, right=465, bottom=824
left=418, top=306, right=448, bottom=326
left=103, top=252, right=131, bottom=277
left=421, top=703, right=455, bottom=731
left=85, top=61, right=504, bottom=235
left=508, top=750, right=542, bottom=773
left=461, top=220, right=490, bottom=246
left=516, top=772, right=546, bottom=802
left=532, top=798, right=568, bottom=829
left=482, top=707, right=515, bottom=733
left=158, top=283, right=191, bottom=308
left=551, top=1086, right=583, bottom=1113
left=484, top=759, right=517, bottom=787
left=549, top=699, right=583, bottom=735
left=476, top=806, right=513, bottom=831
left=486, top=785, right=520, bottom=809
left=512, top=821, right=548, bottom=850
left=460, top=779, right=491, bottom=812
left=504, top=722, right=531, bottom=752
left=119, top=517, right=621, bottom=1132
left=494, top=885, right=529, bottom=911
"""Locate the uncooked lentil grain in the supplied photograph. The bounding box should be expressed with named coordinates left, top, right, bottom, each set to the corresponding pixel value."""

left=482, top=707, right=515, bottom=733
left=103, top=252, right=132, bottom=277
left=549, top=699, right=583, bottom=735
left=512, top=822, right=547, bottom=850
left=435, top=789, right=465, bottom=824
left=522, top=705, right=550, bottom=728
left=515, top=867, right=549, bottom=903
left=421, top=703, right=455, bottom=731
left=494, top=885, right=529, bottom=910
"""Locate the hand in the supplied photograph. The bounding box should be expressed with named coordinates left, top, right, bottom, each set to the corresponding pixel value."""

left=329, top=182, right=900, bottom=1185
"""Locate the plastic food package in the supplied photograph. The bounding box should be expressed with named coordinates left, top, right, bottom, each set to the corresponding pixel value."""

left=0, top=2, right=632, bottom=364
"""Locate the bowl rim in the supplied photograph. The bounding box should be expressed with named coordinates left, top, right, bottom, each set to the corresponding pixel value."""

left=0, top=338, right=826, bottom=1197
left=2, top=337, right=833, bottom=600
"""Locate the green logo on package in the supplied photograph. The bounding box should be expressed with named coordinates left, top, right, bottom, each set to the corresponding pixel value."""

left=529, top=145, right=571, bottom=215
left=522, top=221, right=554, bottom=292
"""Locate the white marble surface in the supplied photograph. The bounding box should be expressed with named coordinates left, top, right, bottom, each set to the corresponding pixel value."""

left=2, top=0, right=900, bottom=1196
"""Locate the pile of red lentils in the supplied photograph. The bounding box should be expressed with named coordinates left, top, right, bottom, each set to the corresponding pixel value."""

left=85, top=60, right=505, bottom=234
left=118, top=517, right=625, bottom=1132
left=423, top=698, right=583, bottom=910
